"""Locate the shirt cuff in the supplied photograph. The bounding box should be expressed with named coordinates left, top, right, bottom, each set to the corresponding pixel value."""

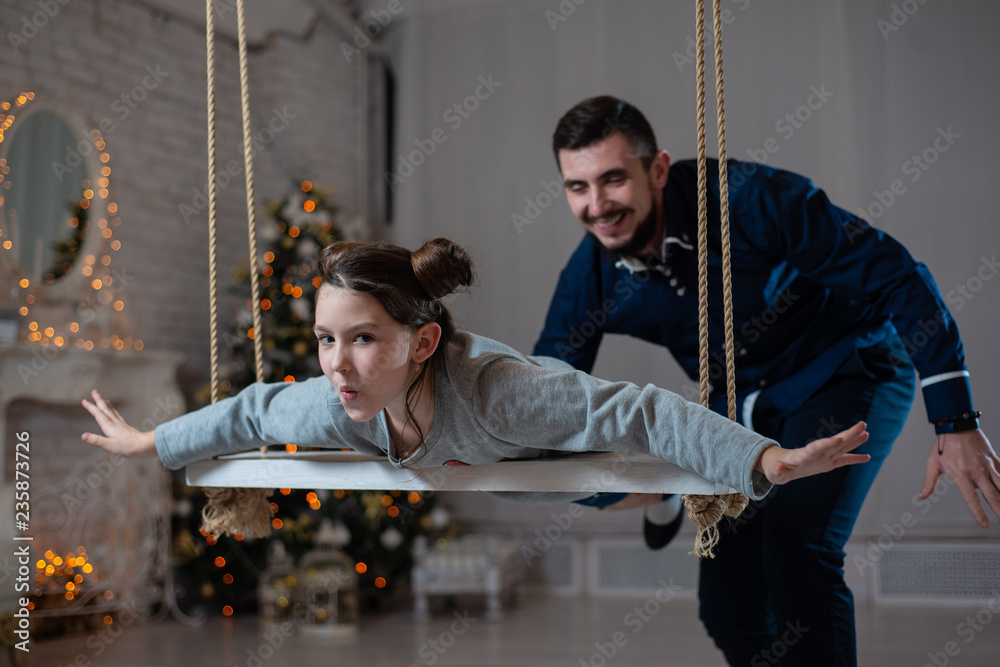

left=920, top=371, right=974, bottom=422
left=154, top=423, right=184, bottom=471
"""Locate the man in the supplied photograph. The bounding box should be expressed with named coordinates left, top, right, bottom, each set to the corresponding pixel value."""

left=533, top=96, right=1000, bottom=666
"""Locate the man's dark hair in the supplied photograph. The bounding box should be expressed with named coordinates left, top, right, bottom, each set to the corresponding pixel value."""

left=552, top=96, right=658, bottom=170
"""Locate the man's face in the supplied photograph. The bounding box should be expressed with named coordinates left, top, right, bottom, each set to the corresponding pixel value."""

left=558, top=133, right=670, bottom=256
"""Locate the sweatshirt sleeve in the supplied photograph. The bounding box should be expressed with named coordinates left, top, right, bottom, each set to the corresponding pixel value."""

left=471, top=359, right=776, bottom=500
left=154, top=376, right=378, bottom=470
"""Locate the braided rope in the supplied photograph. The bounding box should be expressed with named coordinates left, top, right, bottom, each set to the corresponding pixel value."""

left=714, top=0, right=737, bottom=423
left=684, top=0, right=748, bottom=559
left=200, top=0, right=272, bottom=538
left=205, top=0, right=220, bottom=407
left=694, top=0, right=710, bottom=411
left=236, top=0, right=265, bottom=385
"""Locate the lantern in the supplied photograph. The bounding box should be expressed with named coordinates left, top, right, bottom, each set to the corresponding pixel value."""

left=297, top=520, right=358, bottom=637
left=258, top=541, right=298, bottom=634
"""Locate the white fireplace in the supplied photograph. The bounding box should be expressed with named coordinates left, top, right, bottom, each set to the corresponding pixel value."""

left=0, top=341, right=183, bottom=622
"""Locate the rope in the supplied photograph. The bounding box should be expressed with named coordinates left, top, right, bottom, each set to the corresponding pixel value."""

left=205, top=0, right=220, bottom=408
left=236, top=0, right=265, bottom=385
left=714, top=0, right=737, bottom=424
left=200, top=0, right=272, bottom=539
left=684, top=0, right=749, bottom=559
left=694, top=0, right=710, bottom=410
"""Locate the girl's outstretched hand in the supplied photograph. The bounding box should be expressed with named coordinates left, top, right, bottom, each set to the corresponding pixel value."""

left=81, top=390, right=158, bottom=458
left=757, top=421, right=870, bottom=485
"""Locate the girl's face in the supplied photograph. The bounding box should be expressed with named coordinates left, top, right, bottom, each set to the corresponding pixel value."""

left=314, top=285, right=437, bottom=422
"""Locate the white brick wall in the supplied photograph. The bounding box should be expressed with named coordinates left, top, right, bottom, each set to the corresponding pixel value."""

left=0, top=0, right=367, bottom=394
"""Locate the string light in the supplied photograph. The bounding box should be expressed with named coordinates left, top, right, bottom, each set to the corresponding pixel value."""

left=35, top=547, right=98, bottom=604
left=1, top=93, right=133, bottom=352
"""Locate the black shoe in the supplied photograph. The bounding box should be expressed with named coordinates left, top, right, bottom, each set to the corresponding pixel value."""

left=643, top=495, right=684, bottom=550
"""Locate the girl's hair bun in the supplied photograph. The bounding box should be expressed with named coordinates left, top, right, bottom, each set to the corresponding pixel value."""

left=410, top=237, right=475, bottom=300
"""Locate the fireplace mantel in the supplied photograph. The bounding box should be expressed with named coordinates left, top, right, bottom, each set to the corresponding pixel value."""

left=0, top=341, right=185, bottom=477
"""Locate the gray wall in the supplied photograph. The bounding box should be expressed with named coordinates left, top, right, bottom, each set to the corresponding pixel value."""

left=385, top=0, right=1000, bottom=540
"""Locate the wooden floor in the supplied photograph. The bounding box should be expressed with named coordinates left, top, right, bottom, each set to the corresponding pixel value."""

left=23, top=594, right=1000, bottom=666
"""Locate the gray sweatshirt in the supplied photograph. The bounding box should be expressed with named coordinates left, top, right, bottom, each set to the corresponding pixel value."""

left=156, top=331, right=776, bottom=500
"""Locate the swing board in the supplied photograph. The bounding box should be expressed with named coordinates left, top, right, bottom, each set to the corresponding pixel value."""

left=185, top=451, right=738, bottom=495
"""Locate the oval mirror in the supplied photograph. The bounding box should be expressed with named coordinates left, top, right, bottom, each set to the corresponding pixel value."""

left=0, top=95, right=107, bottom=303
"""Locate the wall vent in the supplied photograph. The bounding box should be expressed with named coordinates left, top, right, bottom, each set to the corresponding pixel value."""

left=586, top=538, right=699, bottom=599
left=875, top=543, right=1000, bottom=604
left=520, top=534, right=583, bottom=595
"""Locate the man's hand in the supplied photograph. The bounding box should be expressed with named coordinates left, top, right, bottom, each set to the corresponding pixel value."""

left=81, top=390, right=158, bottom=458
left=920, top=429, right=1000, bottom=528
left=757, top=421, right=870, bottom=485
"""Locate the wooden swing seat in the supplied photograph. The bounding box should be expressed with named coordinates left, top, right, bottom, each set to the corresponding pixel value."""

left=186, top=451, right=737, bottom=495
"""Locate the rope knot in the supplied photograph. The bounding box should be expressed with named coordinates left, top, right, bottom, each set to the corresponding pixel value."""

left=683, top=492, right=748, bottom=558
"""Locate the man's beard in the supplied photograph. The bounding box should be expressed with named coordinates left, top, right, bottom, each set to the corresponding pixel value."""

left=610, top=201, right=660, bottom=259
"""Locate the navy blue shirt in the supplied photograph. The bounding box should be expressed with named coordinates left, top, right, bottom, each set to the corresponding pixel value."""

left=533, top=159, right=974, bottom=425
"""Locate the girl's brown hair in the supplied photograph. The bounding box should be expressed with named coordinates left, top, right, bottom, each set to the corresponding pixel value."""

left=315, top=238, right=475, bottom=458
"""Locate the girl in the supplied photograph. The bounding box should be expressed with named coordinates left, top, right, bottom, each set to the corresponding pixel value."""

left=81, top=238, right=869, bottom=510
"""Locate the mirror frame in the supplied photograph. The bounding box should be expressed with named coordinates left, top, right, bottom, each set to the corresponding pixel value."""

left=0, top=94, right=110, bottom=306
